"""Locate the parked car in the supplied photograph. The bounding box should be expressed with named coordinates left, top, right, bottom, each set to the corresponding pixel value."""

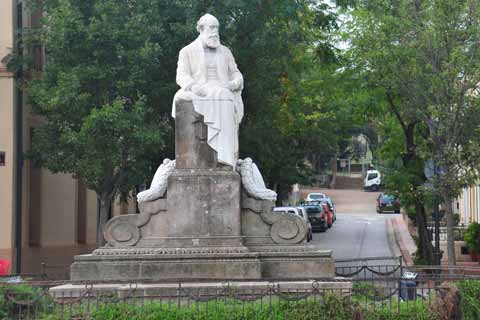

left=302, top=204, right=328, bottom=232
left=323, top=197, right=336, bottom=222
left=296, top=207, right=313, bottom=242
left=305, top=192, right=326, bottom=202
left=364, top=169, right=381, bottom=191
left=321, top=203, right=334, bottom=228
left=305, top=198, right=336, bottom=224
left=273, top=207, right=313, bottom=241
left=376, top=193, right=400, bottom=213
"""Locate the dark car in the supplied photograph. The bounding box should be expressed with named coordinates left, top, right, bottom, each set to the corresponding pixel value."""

left=303, top=205, right=328, bottom=232
left=377, top=193, right=400, bottom=213
left=305, top=198, right=336, bottom=224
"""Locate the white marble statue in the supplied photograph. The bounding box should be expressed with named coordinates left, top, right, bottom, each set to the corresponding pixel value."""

left=172, top=13, right=244, bottom=168
left=137, top=159, right=176, bottom=203
left=237, top=158, right=277, bottom=202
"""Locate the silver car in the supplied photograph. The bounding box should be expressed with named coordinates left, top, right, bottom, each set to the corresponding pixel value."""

left=273, top=206, right=313, bottom=242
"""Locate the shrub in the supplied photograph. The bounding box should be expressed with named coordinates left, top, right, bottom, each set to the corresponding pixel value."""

left=458, top=280, right=480, bottom=320
left=464, top=222, right=480, bottom=254
left=0, top=284, right=53, bottom=319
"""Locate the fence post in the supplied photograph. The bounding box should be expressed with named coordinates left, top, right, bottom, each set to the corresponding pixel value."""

left=399, top=256, right=403, bottom=276
left=398, top=256, right=403, bottom=308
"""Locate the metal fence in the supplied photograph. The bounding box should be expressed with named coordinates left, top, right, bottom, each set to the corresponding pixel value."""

left=1, top=277, right=479, bottom=319
left=335, top=256, right=404, bottom=281
left=2, top=257, right=480, bottom=319
left=428, top=226, right=467, bottom=241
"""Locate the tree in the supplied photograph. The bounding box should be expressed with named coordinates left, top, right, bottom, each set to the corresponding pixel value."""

left=346, top=0, right=480, bottom=265
left=22, top=0, right=170, bottom=245
left=345, top=0, right=436, bottom=263
left=17, top=0, right=347, bottom=243
left=418, top=0, right=480, bottom=265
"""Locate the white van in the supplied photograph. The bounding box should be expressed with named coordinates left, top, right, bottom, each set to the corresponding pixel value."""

left=364, top=170, right=381, bottom=191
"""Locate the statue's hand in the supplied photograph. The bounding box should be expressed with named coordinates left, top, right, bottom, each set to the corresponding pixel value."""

left=191, top=84, right=208, bottom=97
left=228, top=79, right=241, bottom=92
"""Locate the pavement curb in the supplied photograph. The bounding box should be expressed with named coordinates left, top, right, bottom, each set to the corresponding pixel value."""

left=391, top=218, right=415, bottom=266
left=386, top=219, right=401, bottom=258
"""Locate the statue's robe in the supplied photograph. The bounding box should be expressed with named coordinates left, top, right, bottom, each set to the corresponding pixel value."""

left=172, top=38, right=244, bottom=168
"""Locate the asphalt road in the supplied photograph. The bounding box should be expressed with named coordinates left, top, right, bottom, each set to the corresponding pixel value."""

left=307, top=189, right=400, bottom=261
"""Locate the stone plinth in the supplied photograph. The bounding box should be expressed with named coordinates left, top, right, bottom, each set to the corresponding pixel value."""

left=175, top=100, right=217, bottom=169
left=162, top=169, right=243, bottom=247
left=71, top=249, right=261, bottom=282
left=51, top=279, right=352, bottom=299
left=69, top=98, right=337, bottom=284
left=70, top=246, right=334, bottom=283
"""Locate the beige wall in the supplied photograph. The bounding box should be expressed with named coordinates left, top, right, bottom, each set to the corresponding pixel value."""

left=0, top=1, right=13, bottom=64
left=0, top=77, right=15, bottom=256
left=0, top=1, right=102, bottom=275
left=86, top=189, right=98, bottom=244
left=38, top=171, right=78, bottom=246
left=0, top=0, right=15, bottom=267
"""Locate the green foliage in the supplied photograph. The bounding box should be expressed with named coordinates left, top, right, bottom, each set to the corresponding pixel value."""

left=24, top=0, right=170, bottom=196
left=6, top=281, right=480, bottom=319
left=14, top=0, right=351, bottom=209
left=458, top=280, right=480, bottom=319
left=346, top=0, right=480, bottom=264
left=0, top=284, right=53, bottom=319
left=33, top=293, right=437, bottom=320
left=464, top=222, right=480, bottom=254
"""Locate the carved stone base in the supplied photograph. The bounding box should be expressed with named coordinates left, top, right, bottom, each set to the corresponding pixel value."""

left=75, top=153, right=331, bottom=283
left=51, top=280, right=353, bottom=299
left=70, top=246, right=334, bottom=282
left=71, top=250, right=261, bottom=282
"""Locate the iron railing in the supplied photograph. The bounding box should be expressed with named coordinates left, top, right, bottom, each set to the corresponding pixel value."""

left=427, top=226, right=468, bottom=241
left=1, top=257, right=479, bottom=319
left=1, top=277, right=479, bottom=319
left=335, top=256, right=404, bottom=280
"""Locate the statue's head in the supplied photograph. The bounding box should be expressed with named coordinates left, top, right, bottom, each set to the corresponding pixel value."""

left=197, top=14, right=220, bottom=48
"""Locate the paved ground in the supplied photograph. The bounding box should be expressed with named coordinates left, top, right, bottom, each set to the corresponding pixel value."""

left=301, top=188, right=382, bottom=214
left=305, top=188, right=400, bottom=261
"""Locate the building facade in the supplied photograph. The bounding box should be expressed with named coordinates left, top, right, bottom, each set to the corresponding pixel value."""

left=0, top=1, right=136, bottom=275
left=457, top=185, right=480, bottom=225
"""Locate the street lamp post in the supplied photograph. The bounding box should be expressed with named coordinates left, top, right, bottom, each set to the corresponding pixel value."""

left=424, top=158, right=441, bottom=279
left=433, top=163, right=441, bottom=283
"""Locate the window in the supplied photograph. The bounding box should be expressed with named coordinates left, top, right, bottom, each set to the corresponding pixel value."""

left=306, top=207, right=321, bottom=216
left=367, top=173, right=378, bottom=180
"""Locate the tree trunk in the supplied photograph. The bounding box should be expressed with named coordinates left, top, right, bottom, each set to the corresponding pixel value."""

left=414, top=200, right=435, bottom=264
left=97, top=194, right=112, bottom=247
left=329, top=157, right=337, bottom=189
left=274, top=182, right=282, bottom=207
left=444, top=192, right=456, bottom=265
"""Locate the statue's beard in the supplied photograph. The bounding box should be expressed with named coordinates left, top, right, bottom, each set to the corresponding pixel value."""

left=205, top=35, right=220, bottom=48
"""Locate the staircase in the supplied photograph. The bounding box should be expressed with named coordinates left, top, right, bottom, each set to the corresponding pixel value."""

left=332, top=174, right=364, bottom=190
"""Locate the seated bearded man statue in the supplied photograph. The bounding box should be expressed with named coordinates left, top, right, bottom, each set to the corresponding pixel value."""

left=172, top=13, right=244, bottom=169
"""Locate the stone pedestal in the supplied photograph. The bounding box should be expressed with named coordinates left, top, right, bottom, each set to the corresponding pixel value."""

left=163, top=169, right=243, bottom=247
left=175, top=99, right=217, bottom=169
left=70, top=246, right=334, bottom=282
left=69, top=100, right=336, bottom=283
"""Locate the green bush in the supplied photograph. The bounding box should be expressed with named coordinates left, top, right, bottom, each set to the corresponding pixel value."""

left=0, top=284, right=53, bottom=319
left=464, top=222, right=480, bottom=254
left=39, top=293, right=440, bottom=320
left=6, top=281, right=480, bottom=320
left=41, top=295, right=356, bottom=320
left=458, top=280, right=480, bottom=320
